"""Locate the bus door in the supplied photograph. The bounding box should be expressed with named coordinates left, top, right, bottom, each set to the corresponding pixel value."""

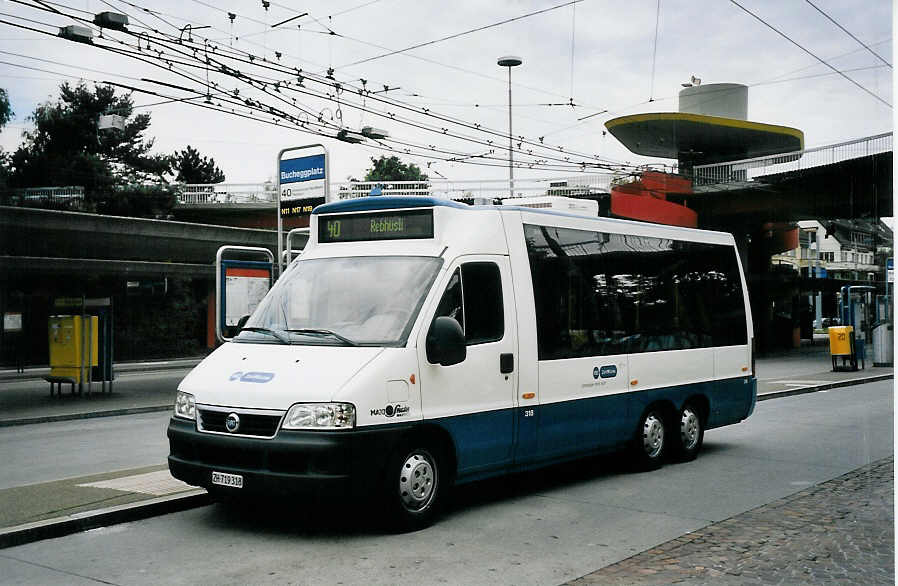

left=417, top=256, right=518, bottom=479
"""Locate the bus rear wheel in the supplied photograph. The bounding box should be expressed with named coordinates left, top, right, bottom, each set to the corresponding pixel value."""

left=631, top=409, right=666, bottom=471
left=670, top=403, right=704, bottom=462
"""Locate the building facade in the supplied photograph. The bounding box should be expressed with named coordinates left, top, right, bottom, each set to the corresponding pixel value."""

left=772, top=219, right=891, bottom=282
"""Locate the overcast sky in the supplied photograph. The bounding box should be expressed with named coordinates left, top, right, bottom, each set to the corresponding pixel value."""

left=0, top=0, right=892, bottom=187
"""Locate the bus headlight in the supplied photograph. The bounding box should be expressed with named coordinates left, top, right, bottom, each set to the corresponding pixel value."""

left=283, top=403, right=356, bottom=430
left=174, top=391, right=196, bottom=420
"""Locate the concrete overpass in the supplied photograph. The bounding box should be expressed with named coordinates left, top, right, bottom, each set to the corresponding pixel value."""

left=0, top=206, right=282, bottom=277
left=687, top=132, right=892, bottom=228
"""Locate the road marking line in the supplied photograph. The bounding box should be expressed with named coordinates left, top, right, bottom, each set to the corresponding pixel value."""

left=77, top=469, right=192, bottom=496
left=769, top=380, right=831, bottom=386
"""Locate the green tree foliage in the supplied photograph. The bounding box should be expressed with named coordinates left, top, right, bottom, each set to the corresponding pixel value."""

left=0, top=89, right=12, bottom=191
left=0, top=88, right=12, bottom=130
left=8, top=82, right=170, bottom=215
left=363, top=155, right=428, bottom=182
left=170, top=145, right=225, bottom=184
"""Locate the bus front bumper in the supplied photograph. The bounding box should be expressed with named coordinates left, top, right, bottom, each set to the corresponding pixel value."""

left=167, top=417, right=409, bottom=499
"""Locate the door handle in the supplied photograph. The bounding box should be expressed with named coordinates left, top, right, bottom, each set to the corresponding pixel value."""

left=500, top=353, right=514, bottom=374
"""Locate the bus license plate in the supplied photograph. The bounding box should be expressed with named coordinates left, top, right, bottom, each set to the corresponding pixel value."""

left=211, top=471, right=243, bottom=488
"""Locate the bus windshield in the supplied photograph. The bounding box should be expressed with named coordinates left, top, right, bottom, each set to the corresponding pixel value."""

left=237, top=256, right=443, bottom=347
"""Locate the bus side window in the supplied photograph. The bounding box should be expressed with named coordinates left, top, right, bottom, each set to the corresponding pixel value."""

left=461, top=262, right=504, bottom=345
left=432, top=263, right=504, bottom=346
left=434, top=268, right=465, bottom=331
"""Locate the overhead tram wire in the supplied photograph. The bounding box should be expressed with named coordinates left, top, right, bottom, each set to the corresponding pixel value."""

left=0, top=58, right=111, bottom=81
left=25, top=0, right=93, bottom=16
left=4, top=4, right=628, bottom=172
left=104, top=79, right=598, bottom=173
left=99, top=0, right=181, bottom=35
left=0, top=11, right=276, bottom=125
left=648, top=0, right=661, bottom=102
left=0, top=10, right=68, bottom=28
left=98, top=29, right=609, bottom=171
left=181, top=0, right=605, bottom=108
left=114, top=29, right=525, bottom=153
left=268, top=0, right=383, bottom=21
left=94, top=0, right=615, bottom=115
left=569, top=2, right=576, bottom=104
left=804, top=0, right=891, bottom=68
left=117, top=20, right=627, bottom=168
left=6, top=2, right=621, bottom=171
left=728, top=0, right=891, bottom=108
left=33, top=1, right=888, bottom=160
left=542, top=37, right=894, bottom=140
left=336, top=0, right=583, bottom=69
left=0, top=16, right=592, bottom=174
left=0, top=49, right=147, bottom=82
left=23, top=0, right=611, bottom=122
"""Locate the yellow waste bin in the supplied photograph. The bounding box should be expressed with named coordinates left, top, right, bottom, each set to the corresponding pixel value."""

left=828, top=325, right=857, bottom=371
left=48, top=315, right=98, bottom=384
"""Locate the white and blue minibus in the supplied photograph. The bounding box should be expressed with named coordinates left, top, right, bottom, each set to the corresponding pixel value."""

left=168, top=196, right=756, bottom=530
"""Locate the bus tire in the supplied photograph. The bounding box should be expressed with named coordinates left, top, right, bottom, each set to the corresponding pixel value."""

left=631, top=408, right=667, bottom=471
left=670, top=403, right=704, bottom=462
left=383, top=441, right=444, bottom=532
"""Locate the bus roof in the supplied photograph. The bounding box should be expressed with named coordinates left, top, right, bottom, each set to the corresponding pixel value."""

left=310, top=196, right=733, bottom=242
left=312, top=196, right=468, bottom=215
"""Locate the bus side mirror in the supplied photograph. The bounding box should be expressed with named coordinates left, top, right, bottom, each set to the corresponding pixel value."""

left=426, top=317, right=466, bottom=366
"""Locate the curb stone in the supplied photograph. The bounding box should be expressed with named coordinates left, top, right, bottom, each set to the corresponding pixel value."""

left=0, top=490, right=209, bottom=550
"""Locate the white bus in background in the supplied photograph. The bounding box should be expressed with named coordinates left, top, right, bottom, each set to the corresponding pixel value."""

left=168, top=196, right=756, bottom=530
left=503, top=195, right=599, bottom=216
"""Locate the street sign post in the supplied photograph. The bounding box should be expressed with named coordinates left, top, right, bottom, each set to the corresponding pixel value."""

left=276, top=145, right=329, bottom=274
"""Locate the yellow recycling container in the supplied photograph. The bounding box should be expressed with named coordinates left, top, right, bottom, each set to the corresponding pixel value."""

left=48, top=315, right=98, bottom=383
left=828, top=325, right=854, bottom=356
left=828, top=325, right=858, bottom=372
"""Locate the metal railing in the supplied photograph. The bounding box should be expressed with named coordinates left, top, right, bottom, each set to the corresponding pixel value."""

left=0, top=186, right=85, bottom=209
left=172, top=175, right=617, bottom=205
left=332, top=174, right=616, bottom=201
left=693, top=132, right=892, bottom=186
left=177, top=183, right=278, bottom=205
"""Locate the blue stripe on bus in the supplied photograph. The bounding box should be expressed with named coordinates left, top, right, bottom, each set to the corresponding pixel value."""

left=427, top=376, right=756, bottom=484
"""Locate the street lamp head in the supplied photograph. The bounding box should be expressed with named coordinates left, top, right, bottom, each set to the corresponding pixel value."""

left=497, top=56, right=522, bottom=67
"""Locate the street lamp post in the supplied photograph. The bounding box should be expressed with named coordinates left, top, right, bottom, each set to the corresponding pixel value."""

left=498, top=56, right=522, bottom=199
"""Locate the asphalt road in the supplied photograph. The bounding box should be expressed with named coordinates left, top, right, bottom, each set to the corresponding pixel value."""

left=0, top=380, right=892, bottom=585
left=0, top=411, right=171, bottom=490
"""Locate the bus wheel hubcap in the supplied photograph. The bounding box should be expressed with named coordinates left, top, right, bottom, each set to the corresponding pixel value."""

left=642, top=414, right=664, bottom=459
left=399, top=451, right=436, bottom=512
left=680, top=407, right=700, bottom=450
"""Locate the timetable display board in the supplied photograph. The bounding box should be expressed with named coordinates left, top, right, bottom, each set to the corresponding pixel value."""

left=319, top=210, right=434, bottom=243
left=219, top=260, right=272, bottom=327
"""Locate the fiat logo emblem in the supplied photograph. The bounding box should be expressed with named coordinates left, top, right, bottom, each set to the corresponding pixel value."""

left=225, top=413, right=240, bottom=433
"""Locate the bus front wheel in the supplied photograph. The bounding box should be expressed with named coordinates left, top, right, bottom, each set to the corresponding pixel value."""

left=631, top=409, right=667, bottom=471
left=383, top=442, right=444, bottom=531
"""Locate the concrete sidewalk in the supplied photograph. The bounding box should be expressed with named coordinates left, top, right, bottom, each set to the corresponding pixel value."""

left=0, top=358, right=202, bottom=426
left=0, top=356, right=204, bottom=383
left=0, top=343, right=892, bottom=549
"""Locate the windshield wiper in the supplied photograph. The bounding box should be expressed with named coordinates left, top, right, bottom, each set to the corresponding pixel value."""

left=239, top=326, right=291, bottom=344
left=286, top=328, right=359, bottom=347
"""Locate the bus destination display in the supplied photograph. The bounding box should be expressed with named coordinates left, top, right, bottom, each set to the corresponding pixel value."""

left=319, top=210, right=434, bottom=243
